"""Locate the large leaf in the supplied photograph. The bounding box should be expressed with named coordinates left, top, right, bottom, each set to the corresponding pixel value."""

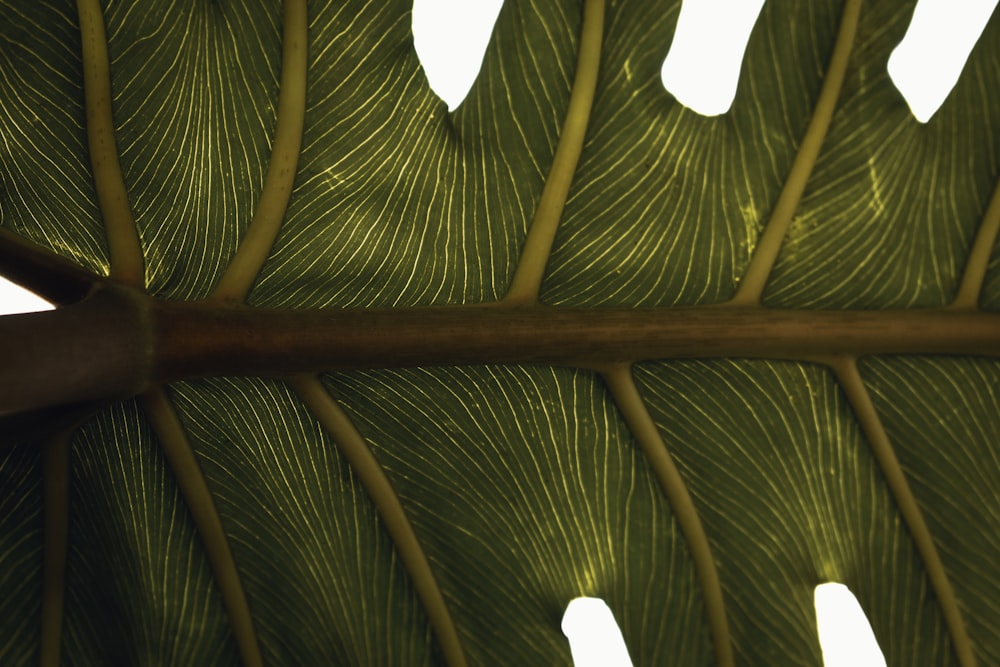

left=1, top=0, right=999, bottom=665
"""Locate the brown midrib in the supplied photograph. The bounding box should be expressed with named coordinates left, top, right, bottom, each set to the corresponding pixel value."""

left=152, top=300, right=1000, bottom=382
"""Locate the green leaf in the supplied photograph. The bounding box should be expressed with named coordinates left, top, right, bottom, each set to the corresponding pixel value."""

left=64, top=405, right=234, bottom=664
left=321, top=366, right=710, bottom=665
left=632, top=359, right=954, bottom=665
left=1, top=0, right=999, bottom=665
left=0, top=443, right=42, bottom=665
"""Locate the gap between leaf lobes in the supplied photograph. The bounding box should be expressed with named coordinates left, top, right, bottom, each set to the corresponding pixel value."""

left=3, top=0, right=997, bottom=664
left=290, top=374, right=469, bottom=667
left=600, top=363, right=733, bottom=667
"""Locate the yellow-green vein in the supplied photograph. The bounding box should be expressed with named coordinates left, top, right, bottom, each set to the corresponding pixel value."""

left=140, top=388, right=263, bottom=667
left=54, top=1, right=150, bottom=647
left=79, top=0, right=264, bottom=658
left=289, top=374, right=468, bottom=667
left=827, top=355, right=976, bottom=667
left=40, top=432, right=70, bottom=667
left=600, top=364, right=733, bottom=667
left=951, top=174, right=1000, bottom=309
left=727, top=0, right=861, bottom=306
left=211, top=0, right=308, bottom=303
left=77, top=0, right=144, bottom=288
left=502, top=0, right=604, bottom=305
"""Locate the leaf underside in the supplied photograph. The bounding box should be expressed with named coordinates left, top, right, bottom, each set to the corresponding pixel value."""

left=1, top=0, right=999, bottom=666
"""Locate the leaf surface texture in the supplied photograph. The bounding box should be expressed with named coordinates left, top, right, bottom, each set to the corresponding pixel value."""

left=1, top=0, right=998, bottom=665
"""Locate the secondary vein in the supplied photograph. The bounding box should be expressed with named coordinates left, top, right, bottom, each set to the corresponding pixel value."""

left=290, top=374, right=468, bottom=667
left=40, top=432, right=70, bottom=667
left=77, top=2, right=269, bottom=658
left=211, top=0, right=308, bottom=303
left=600, top=364, right=733, bottom=667
left=827, top=355, right=977, bottom=667
left=950, top=173, right=1000, bottom=309
left=77, top=0, right=144, bottom=288
left=728, top=0, right=861, bottom=306
left=140, top=388, right=264, bottom=667
left=502, top=0, right=604, bottom=305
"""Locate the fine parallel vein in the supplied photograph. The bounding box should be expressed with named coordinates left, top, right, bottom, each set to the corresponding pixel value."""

left=630, top=358, right=955, bottom=664
left=318, top=365, right=710, bottom=665
left=162, top=376, right=435, bottom=664
left=600, top=364, right=733, bottom=667
left=289, top=374, right=468, bottom=667
left=538, top=2, right=846, bottom=308
left=211, top=0, right=307, bottom=303
left=0, top=0, right=110, bottom=281
left=502, top=0, right=603, bottom=305
left=100, top=0, right=280, bottom=300
left=65, top=401, right=236, bottom=662
left=80, top=0, right=265, bottom=659
left=0, top=443, right=42, bottom=665
left=951, top=174, right=1000, bottom=308
left=828, top=356, right=976, bottom=667
left=760, top=2, right=1000, bottom=310
left=5, top=0, right=996, bottom=664
left=140, top=388, right=263, bottom=667
left=40, top=432, right=70, bottom=667
left=857, top=357, right=1000, bottom=665
left=728, top=0, right=861, bottom=306
left=77, top=0, right=143, bottom=288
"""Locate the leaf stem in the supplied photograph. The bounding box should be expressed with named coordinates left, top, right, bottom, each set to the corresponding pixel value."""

left=0, top=229, right=103, bottom=306
left=950, top=174, right=1000, bottom=309
left=0, top=285, right=151, bottom=416
left=40, top=432, right=70, bottom=667
left=289, top=375, right=468, bottom=667
left=210, top=0, right=308, bottom=303
left=77, top=0, right=144, bottom=288
left=728, top=0, right=861, bottom=306
left=140, top=388, right=263, bottom=667
left=827, top=356, right=976, bottom=667
left=601, top=364, right=733, bottom=667
left=153, top=302, right=1000, bottom=383
left=503, top=0, right=604, bottom=305
left=4, top=292, right=1000, bottom=415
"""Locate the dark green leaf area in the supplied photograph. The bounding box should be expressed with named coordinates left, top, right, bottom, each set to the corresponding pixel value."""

left=251, top=0, right=578, bottom=308
left=0, top=0, right=106, bottom=276
left=323, top=366, right=711, bottom=666
left=765, top=2, right=1000, bottom=308
left=103, top=0, right=281, bottom=300
left=169, top=377, right=435, bottom=666
left=861, top=357, right=1000, bottom=665
left=983, top=248, right=1000, bottom=310
left=65, top=403, right=237, bottom=665
left=633, top=359, right=951, bottom=666
left=543, top=0, right=841, bottom=306
left=0, top=443, right=42, bottom=666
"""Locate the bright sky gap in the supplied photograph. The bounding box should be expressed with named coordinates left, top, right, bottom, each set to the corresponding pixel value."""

left=2, top=2, right=996, bottom=316
left=411, top=0, right=504, bottom=110
left=888, top=0, right=999, bottom=122
left=660, top=0, right=766, bottom=115
left=0, top=276, right=55, bottom=314
left=814, top=583, right=887, bottom=667
left=411, top=0, right=997, bottom=120
left=561, top=597, right=635, bottom=667
left=0, top=0, right=993, bottom=663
